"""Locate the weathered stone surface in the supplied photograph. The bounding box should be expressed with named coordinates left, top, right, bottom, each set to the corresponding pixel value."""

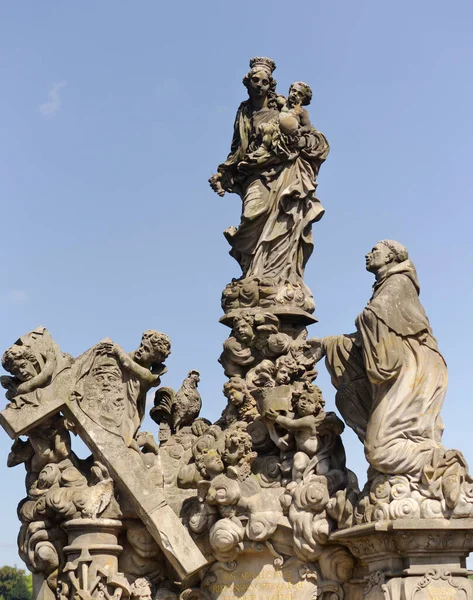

left=202, top=549, right=319, bottom=599
left=66, top=398, right=207, bottom=580
left=331, top=519, right=473, bottom=599
left=151, top=370, right=202, bottom=439
left=210, top=56, right=329, bottom=319
left=315, top=241, right=473, bottom=529
left=323, top=241, right=448, bottom=478
left=3, top=57, right=473, bottom=600
left=1, top=329, right=208, bottom=588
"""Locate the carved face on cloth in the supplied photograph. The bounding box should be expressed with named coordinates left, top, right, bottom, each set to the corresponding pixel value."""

left=88, top=363, right=123, bottom=404
left=79, top=356, right=127, bottom=436
left=91, top=364, right=122, bottom=394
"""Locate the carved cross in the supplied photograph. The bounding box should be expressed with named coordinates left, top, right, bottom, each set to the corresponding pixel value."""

left=0, top=354, right=208, bottom=582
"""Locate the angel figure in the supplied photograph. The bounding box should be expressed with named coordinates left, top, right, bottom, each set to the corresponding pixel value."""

left=266, top=383, right=330, bottom=483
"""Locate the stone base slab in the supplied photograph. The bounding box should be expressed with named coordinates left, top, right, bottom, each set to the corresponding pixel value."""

left=330, top=519, right=473, bottom=599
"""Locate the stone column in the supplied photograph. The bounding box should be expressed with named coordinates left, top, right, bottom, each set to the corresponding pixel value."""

left=61, top=518, right=124, bottom=599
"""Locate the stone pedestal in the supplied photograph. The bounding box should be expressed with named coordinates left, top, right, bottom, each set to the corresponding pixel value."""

left=331, top=519, right=473, bottom=599
left=61, top=518, right=124, bottom=599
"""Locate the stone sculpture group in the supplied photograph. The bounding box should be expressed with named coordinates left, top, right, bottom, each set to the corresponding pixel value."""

left=1, top=56, right=472, bottom=600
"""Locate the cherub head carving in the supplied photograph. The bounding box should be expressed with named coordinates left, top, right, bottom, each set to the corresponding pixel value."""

left=223, top=376, right=251, bottom=408
left=134, top=330, right=171, bottom=369
left=195, top=448, right=225, bottom=480
left=130, top=578, right=152, bottom=600
left=232, top=314, right=255, bottom=344
left=293, top=382, right=325, bottom=417
left=288, top=81, right=313, bottom=107
left=274, top=354, right=299, bottom=386
left=2, top=345, right=40, bottom=382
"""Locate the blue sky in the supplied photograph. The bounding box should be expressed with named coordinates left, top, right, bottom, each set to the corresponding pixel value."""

left=1, top=1, right=472, bottom=567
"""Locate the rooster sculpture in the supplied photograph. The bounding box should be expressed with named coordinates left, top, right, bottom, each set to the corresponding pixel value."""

left=150, top=369, right=202, bottom=435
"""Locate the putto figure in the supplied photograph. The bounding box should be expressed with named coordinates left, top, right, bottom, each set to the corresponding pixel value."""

left=1, top=327, right=72, bottom=407
left=210, top=57, right=329, bottom=316
left=249, top=81, right=315, bottom=163
left=73, top=330, right=171, bottom=447
left=266, top=382, right=329, bottom=483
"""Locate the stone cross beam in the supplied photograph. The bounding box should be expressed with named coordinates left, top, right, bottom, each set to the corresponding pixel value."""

left=0, top=377, right=208, bottom=581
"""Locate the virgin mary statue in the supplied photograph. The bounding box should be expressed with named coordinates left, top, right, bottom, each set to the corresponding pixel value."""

left=210, top=57, right=329, bottom=314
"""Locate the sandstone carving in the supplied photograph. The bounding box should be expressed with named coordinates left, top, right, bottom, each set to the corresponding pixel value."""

left=151, top=370, right=202, bottom=441
left=2, top=56, right=473, bottom=600
left=314, top=240, right=473, bottom=529
left=210, top=56, right=329, bottom=317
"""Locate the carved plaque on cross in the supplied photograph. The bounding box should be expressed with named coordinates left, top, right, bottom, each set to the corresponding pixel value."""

left=0, top=328, right=208, bottom=581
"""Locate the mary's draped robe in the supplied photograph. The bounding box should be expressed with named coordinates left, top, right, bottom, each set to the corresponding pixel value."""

left=218, top=99, right=329, bottom=283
